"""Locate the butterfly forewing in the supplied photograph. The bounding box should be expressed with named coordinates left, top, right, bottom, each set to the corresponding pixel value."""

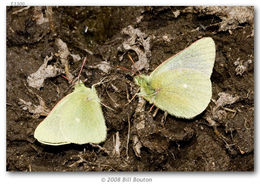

left=34, top=92, right=74, bottom=145
left=150, top=37, right=215, bottom=78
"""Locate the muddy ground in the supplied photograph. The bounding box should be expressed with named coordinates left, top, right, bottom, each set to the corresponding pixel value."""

left=6, top=6, right=254, bottom=171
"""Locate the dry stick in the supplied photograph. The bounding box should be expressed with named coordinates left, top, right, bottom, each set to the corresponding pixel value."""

left=125, top=84, right=130, bottom=101
left=114, top=132, right=121, bottom=157
left=64, top=64, right=71, bottom=80
left=105, top=88, right=120, bottom=108
left=160, top=111, right=168, bottom=126
left=12, top=6, right=30, bottom=15
left=100, top=101, right=116, bottom=112
left=117, top=54, right=140, bottom=103
left=213, top=125, right=236, bottom=152
left=28, top=164, right=32, bottom=172
left=126, top=114, right=131, bottom=159
left=46, top=7, right=55, bottom=34
left=90, top=143, right=110, bottom=155
left=124, top=89, right=140, bottom=106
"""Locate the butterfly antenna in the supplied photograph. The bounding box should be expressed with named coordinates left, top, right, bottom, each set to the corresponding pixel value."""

left=117, top=65, right=136, bottom=75
left=61, top=74, right=73, bottom=83
left=128, top=54, right=141, bottom=75
left=77, top=57, right=87, bottom=83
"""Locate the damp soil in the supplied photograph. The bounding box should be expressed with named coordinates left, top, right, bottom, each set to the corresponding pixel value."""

left=6, top=6, right=254, bottom=171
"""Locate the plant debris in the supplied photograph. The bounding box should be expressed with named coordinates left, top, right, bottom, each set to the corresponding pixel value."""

left=88, top=61, right=112, bottom=74
left=27, top=55, right=62, bottom=90
left=55, top=38, right=74, bottom=80
left=234, top=58, right=252, bottom=76
left=7, top=6, right=254, bottom=172
left=18, top=98, right=50, bottom=118
left=118, top=25, right=151, bottom=71
left=205, top=92, right=240, bottom=125
left=33, top=6, right=49, bottom=25
left=184, top=6, right=254, bottom=31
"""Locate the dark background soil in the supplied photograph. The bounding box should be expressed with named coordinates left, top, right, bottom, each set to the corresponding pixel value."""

left=6, top=6, right=254, bottom=171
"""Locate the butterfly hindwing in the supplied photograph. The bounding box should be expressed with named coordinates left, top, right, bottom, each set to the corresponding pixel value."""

left=147, top=69, right=212, bottom=118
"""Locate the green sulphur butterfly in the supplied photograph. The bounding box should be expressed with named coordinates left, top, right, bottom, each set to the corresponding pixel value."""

left=34, top=81, right=107, bottom=145
left=134, top=37, right=215, bottom=119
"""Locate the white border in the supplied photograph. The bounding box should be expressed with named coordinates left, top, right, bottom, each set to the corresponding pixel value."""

left=1, top=0, right=257, bottom=6
left=1, top=0, right=259, bottom=186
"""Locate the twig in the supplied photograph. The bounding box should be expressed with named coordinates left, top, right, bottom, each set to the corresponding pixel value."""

left=100, top=101, right=116, bottom=112
left=126, top=114, right=131, bottom=159
left=105, top=88, right=120, bottom=108
left=114, top=132, right=121, bottom=157
left=12, top=6, right=30, bottom=15
left=90, top=143, right=109, bottom=155
left=124, top=89, right=139, bottom=106
left=125, top=84, right=130, bottom=101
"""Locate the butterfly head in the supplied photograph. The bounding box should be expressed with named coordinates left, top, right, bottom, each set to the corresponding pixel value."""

left=134, top=75, right=156, bottom=99
left=134, top=75, right=148, bottom=87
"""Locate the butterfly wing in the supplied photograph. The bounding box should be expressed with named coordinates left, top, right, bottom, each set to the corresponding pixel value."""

left=148, top=69, right=212, bottom=118
left=150, top=37, right=215, bottom=78
left=34, top=85, right=106, bottom=145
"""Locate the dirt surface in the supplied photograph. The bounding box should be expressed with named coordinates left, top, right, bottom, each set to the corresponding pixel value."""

left=6, top=6, right=254, bottom=171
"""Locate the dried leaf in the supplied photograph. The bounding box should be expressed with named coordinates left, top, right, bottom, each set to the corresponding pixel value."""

left=27, top=55, right=62, bottom=89
left=18, top=98, right=50, bottom=118
left=118, top=25, right=151, bottom=71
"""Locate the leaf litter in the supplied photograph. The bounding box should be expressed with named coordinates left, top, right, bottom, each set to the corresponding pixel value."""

left=7, top=6, right=254, bottom=171
left=27, top=54, right=62, bottom=90
left=118, top=25, right=151, bottom=71
left=183, top=6, right=254, bottom=31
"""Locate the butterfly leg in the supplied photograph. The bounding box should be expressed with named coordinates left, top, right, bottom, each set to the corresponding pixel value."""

left=149, top=104, right=155, bottom=112
left=152, top=107, right=159, bottom=117
left=160, top=111, right=168, bottom=126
